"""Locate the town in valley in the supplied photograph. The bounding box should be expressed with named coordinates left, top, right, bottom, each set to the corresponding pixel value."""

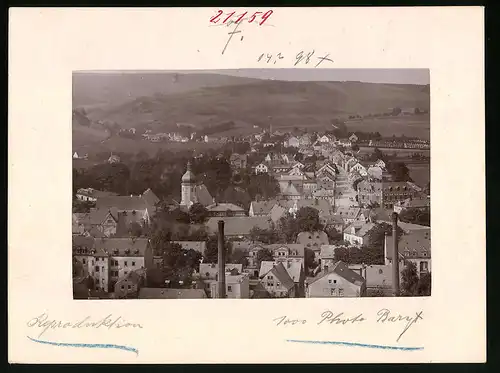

left=72, top=69, right=431, bottom=299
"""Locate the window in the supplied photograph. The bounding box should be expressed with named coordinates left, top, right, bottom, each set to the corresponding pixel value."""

left=331, top=288, right=336, bottom=296
left=101, top=266, right=104, bottom=271
left=127, top=285, right=131, bottom=290
left=121, top=285, right=124, bottom=290
left=132, top=261, right=136, bottom=267
left=227, top=286, right=232, bottom=292
left=379, top=269, right=383, bottom=274
left=124, top=271, right=128, bottom=275
left=276, top=282, right=281, bottom=287
left=267, top=282, right=273, bottom=287
left=328, top=279, right=332, bottom=284
left=267, top=275, right=273, bottom=280
left=338, top=289, right=344, bottom=297
left=333, top=279, right=337, bottom=284
left=92, top=260, right=94, bottom=265
left=102, top=278, right=105, bottom=284
left=95, top=266, right=99, bottom=272
left=124, top=261, right=128, bottom=267
left=205, top=272, right=210, bottom=277
left=82, top=258, right=86, bottom=264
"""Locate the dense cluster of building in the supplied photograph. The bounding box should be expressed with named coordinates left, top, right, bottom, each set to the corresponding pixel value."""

left=73, top=129, right=431, bottom=299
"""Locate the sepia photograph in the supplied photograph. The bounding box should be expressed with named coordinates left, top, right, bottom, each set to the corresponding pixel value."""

left=72, top=69, right=431, bottom=300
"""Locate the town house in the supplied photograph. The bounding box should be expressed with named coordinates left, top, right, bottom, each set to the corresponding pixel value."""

left=306, top=261, right=366, bottom=298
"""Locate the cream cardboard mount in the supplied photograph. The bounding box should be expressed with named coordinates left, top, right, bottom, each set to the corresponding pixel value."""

left=8, top=7, right=485, bottom=363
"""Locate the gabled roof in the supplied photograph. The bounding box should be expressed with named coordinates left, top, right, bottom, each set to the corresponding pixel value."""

left=282, top=261, right=303, bottom=283
left=250, top=200, right=278, bottom=215
left=262, top=262, right=295, bottom=291
left=96, top=196, right=150, bottom=211
left=279, top=181, right=302, bottom=197
left=266, top=243, right=305, bottom=258
left=296, top=231, right=329, bottom=248
left=193, top=184, right=213, bottom=206
left=364, top=265, right=392, bottom=288
left=385, top=230, right=431, bottom=260
left=205, top=216, right=272, bottom=236
left=93, top=237, right=149, bottom=257
left=199, top=263, right=243, bottom=278
left=309, top=261, right=365, bottom=286
left=344, top=222, right=376, bottom=237
left=142, top=188, right=160, bottom=206
left=320, top=214, right=345, bottom=226
left=289, top=199, right=333, bottom=215
left=259, top=261, right=275, bottom=278
left=270, top=204, right=287, bottom=222
left=206, top=203, right=245, bottom=213
left=138, top=288, right=207, bottom=299
left=335, top=206, right=361, bottom=219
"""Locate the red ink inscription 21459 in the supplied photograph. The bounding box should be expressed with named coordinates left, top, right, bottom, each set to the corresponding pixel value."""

left=210, top=10, right=273, bottom=26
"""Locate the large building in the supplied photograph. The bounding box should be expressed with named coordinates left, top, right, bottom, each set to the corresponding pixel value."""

left=357, top=181, right=422, bottom=209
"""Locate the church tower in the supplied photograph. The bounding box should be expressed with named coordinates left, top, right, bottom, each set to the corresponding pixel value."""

left=180, top=161, right=197, bottom=207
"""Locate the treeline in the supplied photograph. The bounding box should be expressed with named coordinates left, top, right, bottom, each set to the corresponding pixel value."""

left=73, top=150, right=280, bottom=210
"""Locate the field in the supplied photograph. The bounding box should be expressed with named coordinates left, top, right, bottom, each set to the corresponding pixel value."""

left=346, top=115, right=430, bottom=140
left=74, top=136, right=225, bottom=157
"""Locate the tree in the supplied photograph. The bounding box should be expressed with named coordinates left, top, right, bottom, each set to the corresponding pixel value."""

left=371, top=147, right=385, bottom=162
left=325, top=226, right=343, bottom=244
left=399, top=208, right=430, bottom=227
left=352, top=178, right=363, bottom=192
left=296, top=207, right=323, bottom=232
left=401, top=261, right=419, bottom=296
left=304, top=248, right=317, bottom=273
left=255, top=248, right=274, bottom=268
left=351, top=144, right=360, bottom=152
left=189, top=203, right=209, bottom=224
left=277, top=213, right=300, bottom=243
left=416, top=272, right=431, bottom=296
left=334, top=246, right=350, bottom=263
left=204, top=235, right=232, bottom=263
left=387, top=161, right=412, bottom=182
left=367, top=222, right=404, bottom=250
left=249, top=226, right=278, bottom=244
left=231, top=248, right=249, bottom=267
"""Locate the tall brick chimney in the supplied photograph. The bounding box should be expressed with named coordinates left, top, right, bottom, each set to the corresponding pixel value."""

left=217, top=220, right=226, bottom=299
left=391, top=212, right=400, bottom=296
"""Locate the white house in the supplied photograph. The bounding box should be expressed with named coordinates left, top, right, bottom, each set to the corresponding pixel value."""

left=350, top=162, right=368, bottom=177
left=254, top=163, right=269, bottom=174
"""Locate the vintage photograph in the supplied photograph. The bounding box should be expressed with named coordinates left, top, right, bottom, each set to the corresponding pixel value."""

left=72, top=69, right=431, bottom=299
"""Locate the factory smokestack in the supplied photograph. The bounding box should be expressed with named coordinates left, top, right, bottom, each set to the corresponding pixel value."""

left=391, top=212, right=400, bottom=296
left=217, top=220, right=226, bottom=299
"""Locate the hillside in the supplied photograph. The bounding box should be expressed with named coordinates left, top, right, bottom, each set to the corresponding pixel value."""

left=72, top=72, right=262, bottom=108
left=83, top=79, right=429, bottom=127
left=73, top=73, right=430, bottom=149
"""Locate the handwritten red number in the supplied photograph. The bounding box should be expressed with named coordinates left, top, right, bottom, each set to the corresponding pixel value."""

left=259, top=10, right=273, bottom=25
left=210, top=10, right=223, bottom=24
left=248, top=12, right=263, bottom=23
left=223, top=11, right=235, bottom=23
left=235, top=11, right=247, bottom=24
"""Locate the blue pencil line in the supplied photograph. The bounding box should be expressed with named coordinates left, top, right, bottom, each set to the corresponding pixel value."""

left=286, top=339, right=423, bottom=351
left=27, top=336, right=139, bottom=355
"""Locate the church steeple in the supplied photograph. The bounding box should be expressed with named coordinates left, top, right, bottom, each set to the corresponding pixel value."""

left=181, top=160, right=197, bottom=206
left=182, top=160, right=196, bottom=184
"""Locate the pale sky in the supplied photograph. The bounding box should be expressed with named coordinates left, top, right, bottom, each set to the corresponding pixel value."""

left=81, top=68, right=429, bottom=85
left=205, top=68, right=430, bottom=85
